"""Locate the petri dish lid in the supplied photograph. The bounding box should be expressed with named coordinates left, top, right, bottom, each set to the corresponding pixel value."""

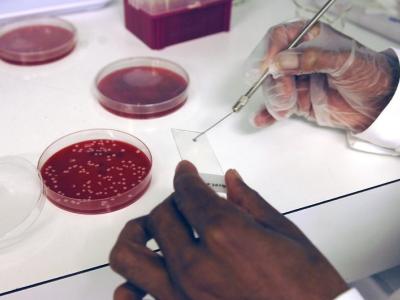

left=0, top=17, right=76, bottom=65
left=0, top=156, right=44, bottom=248
left=94, top=57, right=189, bottom=119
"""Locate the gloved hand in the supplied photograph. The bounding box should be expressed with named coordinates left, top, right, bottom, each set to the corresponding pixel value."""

left=248, top=21, right=399, bottom=133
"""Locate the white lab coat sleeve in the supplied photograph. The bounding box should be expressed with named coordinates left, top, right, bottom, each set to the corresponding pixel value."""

left=333, top=288, right=365, bottom=300
left=348, top=48, right=400, bottom=155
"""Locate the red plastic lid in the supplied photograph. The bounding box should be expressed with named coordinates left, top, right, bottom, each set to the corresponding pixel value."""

left=0, top=17, right=76, bottom=65
left=94, top=57, right=189, bottom=119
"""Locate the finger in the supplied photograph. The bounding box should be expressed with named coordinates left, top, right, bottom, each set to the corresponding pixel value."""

left=260, top=74, right=315, bottom=124
left=173, top=161, right=244, bottom=237
left=225, top=169, right=308, bottom=241
left=147, top=194, right=197, bottom=264
left=110, top=218, right=179, bottom=300
left=261, top=75, right=316, bottom=124
left=262, top=21, right=321, bottom=67
left=225, top=169, right=281, bottom=223
left=114, top=282, right=146, bottom=300
left=286, top=74, right=368, bottom=131
left=324, top=87, right=373, bottom=132
left=294, top=75, right=313, bottom=120
left=270, top=47, right=352, bottom=78
left=306, top=74, right=368, bottom=131
left=263, top=75, right=298, bottom=120
left=117, top=216, right=149, bottom=244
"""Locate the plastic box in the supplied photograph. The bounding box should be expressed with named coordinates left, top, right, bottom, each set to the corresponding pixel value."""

left=124, top=0, right=233, bottom=49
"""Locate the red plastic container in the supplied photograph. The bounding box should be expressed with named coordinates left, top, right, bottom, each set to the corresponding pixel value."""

left=124, top=0, right=233, bottom=49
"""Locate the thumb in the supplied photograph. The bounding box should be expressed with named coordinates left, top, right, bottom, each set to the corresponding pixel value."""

left=114, top=282, right=146, bottom=300
left=225, top=169, right=307, bottom=240
left=269, top=47, right=353, bottom=78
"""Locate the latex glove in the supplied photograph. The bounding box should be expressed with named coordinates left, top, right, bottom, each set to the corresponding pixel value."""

left=110, top=161, right=348, bottom=300
left=249, top=21, right=399, bottom=133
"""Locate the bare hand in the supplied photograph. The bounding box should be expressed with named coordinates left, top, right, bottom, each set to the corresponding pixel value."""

left=110, top=161, right=348, bottom=299
left=250, top=21, right=399, bottom=133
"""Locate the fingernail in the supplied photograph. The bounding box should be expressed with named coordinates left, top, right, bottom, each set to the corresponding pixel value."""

left=268, top=64, right=282, bottom=78
left=273, top=52, right=299, bottom=71
left=229, top=169, right=243, bottom=181
left=175, top=160, right=198, bottom=175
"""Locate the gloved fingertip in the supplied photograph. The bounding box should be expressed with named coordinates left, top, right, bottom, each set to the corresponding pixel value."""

left=270, top=52, right=299, bottom=74
left=268, top=63, right=280, bottom=78
left=250, top=110, right=275, bottom=128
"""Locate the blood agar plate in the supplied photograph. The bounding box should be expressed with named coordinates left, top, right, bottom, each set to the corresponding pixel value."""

left=0, top=156, right=44, bottom=249
left=94, top=57, right=189, bottom=119
left=38, top=129, right=152, bottom=214
left=0, top=17, right=76, bottom=65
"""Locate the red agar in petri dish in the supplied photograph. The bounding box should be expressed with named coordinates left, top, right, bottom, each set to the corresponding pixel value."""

left=95, top=58, right=189, bottom=119
left=0, top=18, right=76, bottom=65
left=40, top=138, right=152, bottom=214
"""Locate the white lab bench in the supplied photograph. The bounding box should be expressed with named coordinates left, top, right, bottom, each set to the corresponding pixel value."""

left=1, top=0, right=400, bottom=298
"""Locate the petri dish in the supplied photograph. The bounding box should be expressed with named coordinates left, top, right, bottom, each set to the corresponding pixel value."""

left=94, top=57, right=189, bottom=119
left=0, top=156, right=44, bottom=249
left=38, top=129, right=152, bottom=214
left=0, top=17, right=76, bottom=65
